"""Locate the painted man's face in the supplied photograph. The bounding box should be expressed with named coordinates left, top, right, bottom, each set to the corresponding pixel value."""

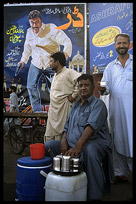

left=29, top=17, right=42, bottom=34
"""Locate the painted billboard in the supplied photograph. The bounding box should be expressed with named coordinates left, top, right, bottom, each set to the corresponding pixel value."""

left=89, top=3, right=133, bottom=74
left=4, top=3, right=87, bottom=118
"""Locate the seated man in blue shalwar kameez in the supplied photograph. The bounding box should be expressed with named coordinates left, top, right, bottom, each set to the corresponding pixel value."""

left=44, top=74, right=113, bottom=201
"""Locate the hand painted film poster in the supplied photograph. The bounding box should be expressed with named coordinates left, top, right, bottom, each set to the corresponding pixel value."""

left=89, top=3, right=133, bottom=75
left=4, top=3, right=87, bottom=116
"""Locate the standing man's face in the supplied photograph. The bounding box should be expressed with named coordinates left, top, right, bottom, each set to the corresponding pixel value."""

left=29, top=17, right=42, bottom=34
left=8, top=88, right=13, bottom=94
left=114, top=36, right=130, bottom=56
left=49, top=57, right=59, bottom=72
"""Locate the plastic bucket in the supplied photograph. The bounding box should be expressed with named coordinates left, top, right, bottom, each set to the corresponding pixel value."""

left=30, top=143, right=45, bottom=160
left=16, top=156, right=52, bottom=201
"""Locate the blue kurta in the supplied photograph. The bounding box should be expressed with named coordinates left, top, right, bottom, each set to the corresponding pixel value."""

left=63, top=95, right=112, bottom=149
left=4, top=92, right=20, bottom=133
left=101, top=54, right=133, bottom=157
left=10, top=92, right=19, bottom=112
left=9, top=92, right=20, bottom=125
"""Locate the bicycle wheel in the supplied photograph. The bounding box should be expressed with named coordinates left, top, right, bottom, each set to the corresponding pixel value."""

left=8, top=125, right=25, bottom=154
left=31, top=125, right=45, bottom=144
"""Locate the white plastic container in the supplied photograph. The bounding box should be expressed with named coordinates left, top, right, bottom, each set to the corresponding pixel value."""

left=45, top=171, right=87, bottom=201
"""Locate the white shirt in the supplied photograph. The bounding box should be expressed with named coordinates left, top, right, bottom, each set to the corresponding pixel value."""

left=21, top=23, right=72, bottom=69
left=10, top=92, right=19, bottom=112
left=45, top=67, right=81, bottom=137
left=101, top=54, right=133, bottom=157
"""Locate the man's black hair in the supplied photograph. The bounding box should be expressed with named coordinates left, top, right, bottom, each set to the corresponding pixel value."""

left=10, top=86, right=17, bottom=92
left=28, top=10, right=42, bottom=20
left=77, top=74, right=94, bottom=86
left=51, top=52, right=66, bottom=66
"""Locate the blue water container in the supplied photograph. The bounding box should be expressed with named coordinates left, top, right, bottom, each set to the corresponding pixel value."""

left=16, top=156, right=52, bottom=201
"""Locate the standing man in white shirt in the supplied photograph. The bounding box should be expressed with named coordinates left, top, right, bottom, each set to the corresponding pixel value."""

left=44, top=52, right=81, bottom=141
left=97, top=33, right=133, bottom=184
left=18, top=10, right=72, bottom=112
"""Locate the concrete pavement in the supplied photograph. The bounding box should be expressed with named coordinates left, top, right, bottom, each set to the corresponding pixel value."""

left=3, top=136, right=133, bottom=201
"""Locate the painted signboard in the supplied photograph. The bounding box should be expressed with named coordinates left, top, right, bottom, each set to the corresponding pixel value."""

left=4, top=3, right=87, bottom=120
left=89, top=3, right=133, bottom=74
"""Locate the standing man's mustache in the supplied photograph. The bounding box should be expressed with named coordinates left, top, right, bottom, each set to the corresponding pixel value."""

left=119, top=47, right=127, bottom=50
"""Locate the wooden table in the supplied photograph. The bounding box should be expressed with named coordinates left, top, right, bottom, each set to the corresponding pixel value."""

left=3, top=112, right=48, bottom=119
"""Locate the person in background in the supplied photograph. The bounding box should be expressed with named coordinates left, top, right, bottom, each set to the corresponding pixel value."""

left=4, top=86, right=21, bottom=136
left=3, top=101, right=6, bottom=113
left=44, top=52, right=81, bottom=141
left=100, top=94, right=111, bottom=133
left=45, top=74, right=113, bottom=201
left=97, top=33, right=133, bottom=184
left=18, top=10, right=72, bottom=112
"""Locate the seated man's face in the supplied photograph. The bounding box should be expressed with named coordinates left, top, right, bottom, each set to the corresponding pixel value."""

left=78, top=79, right=94, bottom=99
left=29, top=17, right=42, bottom=34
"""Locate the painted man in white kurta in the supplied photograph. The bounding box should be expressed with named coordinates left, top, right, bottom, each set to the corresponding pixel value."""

left=97, top=33, right=133, bottom=183
left=18, top=10, right=72, bottom=112
left=44, top=52, right=81, bottom=141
